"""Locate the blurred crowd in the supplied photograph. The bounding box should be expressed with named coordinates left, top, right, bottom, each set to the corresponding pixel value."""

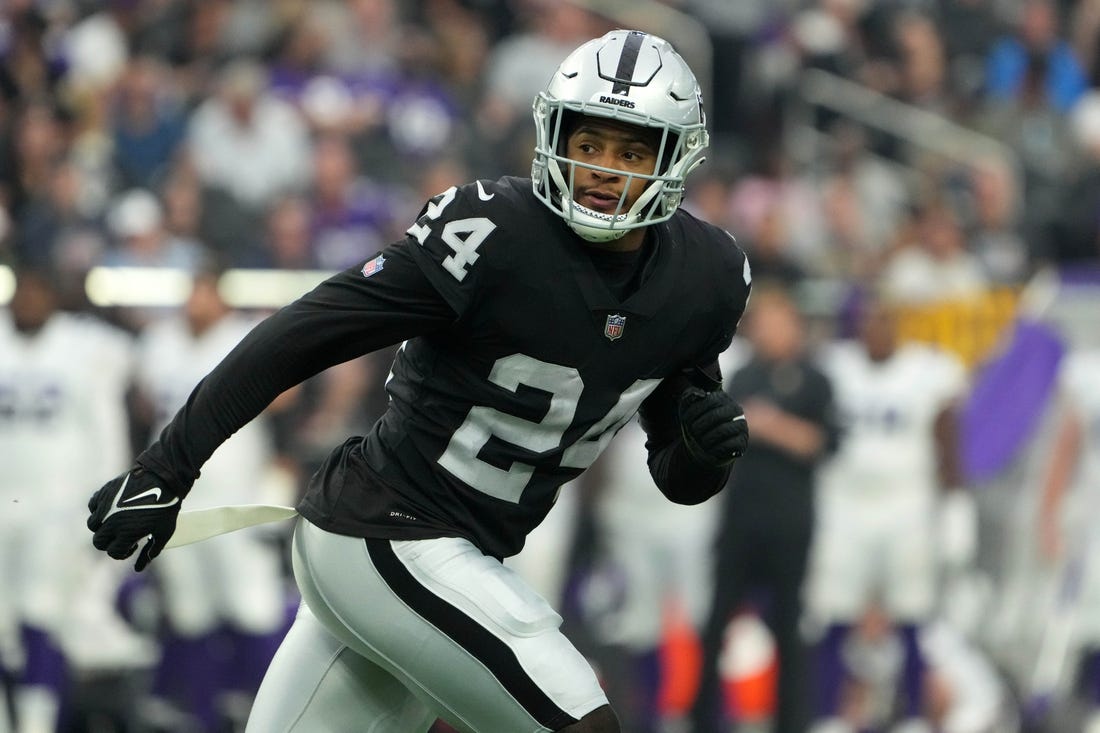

left=4, top=0, right=1100, bottom=298
left=3, top=0, right=1100, bottom=732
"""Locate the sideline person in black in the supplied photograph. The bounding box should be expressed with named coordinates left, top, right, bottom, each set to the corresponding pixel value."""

left=690, top=285, right=838, bottom=733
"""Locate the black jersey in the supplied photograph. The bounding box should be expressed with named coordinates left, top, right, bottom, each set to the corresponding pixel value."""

left=141, top=177, right=750, bottom=559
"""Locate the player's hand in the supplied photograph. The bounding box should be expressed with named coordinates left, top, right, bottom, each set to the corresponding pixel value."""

left=87, top=465, right=183, bottom=572
left=678, top=387, right=749, bottom=468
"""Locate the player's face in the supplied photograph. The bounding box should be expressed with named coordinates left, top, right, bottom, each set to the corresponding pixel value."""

left=859, top=300, right=898, bottom=361
left=564, top=118, right=659, bottom=215
left=748, top=293, right=803, bottom=360
left=10, top=272, right=58, bottom=333
left=184, top=275, right=230, bottom=335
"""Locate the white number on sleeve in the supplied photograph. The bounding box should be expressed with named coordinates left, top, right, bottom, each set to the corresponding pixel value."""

left=407, top=186, right=496, bottom=282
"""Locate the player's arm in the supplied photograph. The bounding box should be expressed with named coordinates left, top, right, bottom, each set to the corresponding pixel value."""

left=88, top=239, right=457, bottom=569
left=934, top=401, right=964, bottom=492
left=741, top=402, right=825, bottom=459
left=636, top=362, right=748, bottom=505
left=636, top=232, right=753, bottom=504
left=1037, top=402, right=1083, bottom=560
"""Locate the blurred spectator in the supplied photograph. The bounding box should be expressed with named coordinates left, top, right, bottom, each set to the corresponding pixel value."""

left=158, top=160, right=266, bottom=267
left=415, top=156, right=471, bottom=204
left=160, top=168, right=205, bottom=252
left=308, top=133, right=405, bottom=270
left=1038, top=91, right=1100, bottom=265
left=186, top=58, right=311, bottom=212
left=266, top=8, right=368, bottom=137
left=419, top=0, right=494, bottom=107
left=687, top=0, right=801, bottom=148
left=984, top=0, right=1087, bottom=114
left=3, top=102, right=66, bottom=231
left=817, top=123, right=911, bottom=280
left=100, top=186, right=205, bottom=330
left=358, top=28, right=465, bottom=184
left=111, top=55, right=188, bottom=190
left=1072, top=0, right=1100, bottom=86
left=974, top=48, right=1075, bottom=227
left=59, top=1, right=130, bottom=95
left=691, top=286, right=837, bottom=733
left=741, top=204, right=806, bottom=288
left=474, top=1, right=599, bottom=175
left=10, top=158, right=106, bottom=282
left=880, top=201, right=988, bottom=303
left=728, top=146, right=828, bottom=275
left=935, top=0, right=1005, bottom=95
left=321, top=0, right=402, bottom=77
left=103, top=188, right=205, bottom=271
left=793, top=0, right=870, bottom=79
left=683, top=172, right=736, bottom=233
left=965, top=158, right=1030, bottom=285
left=893, top=12, right=953, bottom=115
left=480, top=1, right=595, bottom=126
left=260, top=194, right=317, bottom=270
left=0, top=5, right=66, bottom=104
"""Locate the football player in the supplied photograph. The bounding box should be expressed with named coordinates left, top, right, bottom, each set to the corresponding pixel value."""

left=0, top=265, right=139, bottom=732
left=132, top=267, right=292, bottom=730
left=808, top=295, right=970, bottom=733
left=87, top=30, right=752, bottom=733
left=1036, top=343, right=1100, bottom=730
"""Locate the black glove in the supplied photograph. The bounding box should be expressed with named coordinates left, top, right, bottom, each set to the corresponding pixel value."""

left=87, top=465, right=184, bottom=571
left=678, top=387, right=749, bottom=468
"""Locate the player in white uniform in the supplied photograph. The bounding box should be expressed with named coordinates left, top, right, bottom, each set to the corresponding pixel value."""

left=809, top=297, right=969, bottom=733
left=1036, top=346, right=1100, bottom=730
left=133, top=268, right=290, bottom=731
left=0, top=266, right=138, bottom=733
left=572, top=418, right=720, bottom=732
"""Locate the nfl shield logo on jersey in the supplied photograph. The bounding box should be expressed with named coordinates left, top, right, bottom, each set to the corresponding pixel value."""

left=604, top=314, right=626, bottom=341
left=361, top=254, right=386, bottom=278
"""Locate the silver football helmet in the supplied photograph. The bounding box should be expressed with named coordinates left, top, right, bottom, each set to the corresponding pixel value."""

left=532, top=30, right=709, bottom=242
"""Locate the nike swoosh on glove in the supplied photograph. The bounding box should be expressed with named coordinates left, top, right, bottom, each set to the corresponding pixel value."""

left=678, top=387, right=749, bottom=468
left=87, top=465, right=183, bottom=571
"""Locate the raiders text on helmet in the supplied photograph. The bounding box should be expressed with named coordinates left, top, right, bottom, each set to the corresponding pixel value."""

left=531, top=30, right=709, bottom=242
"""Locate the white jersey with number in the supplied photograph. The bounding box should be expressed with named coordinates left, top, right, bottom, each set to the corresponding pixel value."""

left=818, top=341, right=967, bottom=503
left=137, top=313, right=271, bottom=509
left=0, top=310, right=134, bottom=634
left=0, top=311, right=134, bottom=511
left=809, top=341, right=967, bottom=621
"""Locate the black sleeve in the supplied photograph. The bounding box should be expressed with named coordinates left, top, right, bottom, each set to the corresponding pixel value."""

left=138, top=239, right=457, bottom=492
left=636, top=363, right=731, bottom=505
left=814, top=370, right=842, bottom=458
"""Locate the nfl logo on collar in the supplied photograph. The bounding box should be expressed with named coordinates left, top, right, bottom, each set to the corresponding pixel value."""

left=604, top=314, right=626, bottom=341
